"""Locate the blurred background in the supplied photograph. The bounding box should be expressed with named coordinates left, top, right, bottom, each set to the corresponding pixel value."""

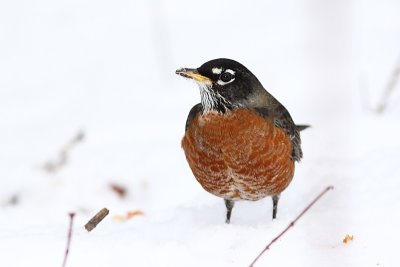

left=0, top=0, right=399, bottom=266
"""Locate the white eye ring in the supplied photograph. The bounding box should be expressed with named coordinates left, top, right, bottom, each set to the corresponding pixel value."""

left=217, top=69, right=235, bottom=85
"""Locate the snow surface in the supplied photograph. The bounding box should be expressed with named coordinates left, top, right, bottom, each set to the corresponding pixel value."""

left=1, top=0, right=400, bottom=266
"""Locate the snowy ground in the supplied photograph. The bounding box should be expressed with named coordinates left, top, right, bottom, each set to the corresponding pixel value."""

left=1, top=0, right=400, bottom=266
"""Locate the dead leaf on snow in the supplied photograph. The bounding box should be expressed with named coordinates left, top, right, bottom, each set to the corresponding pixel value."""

left=113, top=210, right=144, bottom=222
left=109, top=183, right=127, bottom=198
left=343, top=234, right=354, bottom=244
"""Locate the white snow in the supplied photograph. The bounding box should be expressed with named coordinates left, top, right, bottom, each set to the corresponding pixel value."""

left=1, top=0, right=400, bottom=266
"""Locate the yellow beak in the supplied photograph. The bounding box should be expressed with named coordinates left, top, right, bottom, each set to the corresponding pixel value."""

left=175, top=68, right=211, bottom=83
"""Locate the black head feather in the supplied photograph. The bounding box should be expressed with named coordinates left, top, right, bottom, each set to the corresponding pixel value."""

left=196, top=58, right=262, bottom=108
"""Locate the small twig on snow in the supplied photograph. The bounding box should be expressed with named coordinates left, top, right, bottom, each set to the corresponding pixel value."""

left=249, top=186, right=334, bottom=267
left=42, top=131, right=85, bottom=173
left=62, top=212, right=76, bottom=267
left=85, top=208, right=109, bottom=232
left=376, top=55, right=400, bottom=113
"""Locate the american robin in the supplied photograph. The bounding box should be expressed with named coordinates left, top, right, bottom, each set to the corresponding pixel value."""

left=176, top=58, right=308, bottom=223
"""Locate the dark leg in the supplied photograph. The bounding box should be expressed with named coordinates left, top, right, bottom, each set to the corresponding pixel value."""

left=272, top=195, right=280, bottom=219
left=224, top=199, right=235, bottom=224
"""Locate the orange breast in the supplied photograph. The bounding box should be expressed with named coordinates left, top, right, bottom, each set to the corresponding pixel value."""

left=181, top=108, right=295, bottom=201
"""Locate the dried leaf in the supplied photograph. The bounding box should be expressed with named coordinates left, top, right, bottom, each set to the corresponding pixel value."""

left=127, top=210, right=144, bottom=218
left=109, top=183, right=127, bottom=198
left=343, top=234, right=354, bottom=244
left=113, top=210, right=144, bottom=222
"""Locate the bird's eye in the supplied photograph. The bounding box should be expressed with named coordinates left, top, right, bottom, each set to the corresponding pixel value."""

left=217, top=69, right=236, bottom=85
left=220, top=72, right=233, bottom=82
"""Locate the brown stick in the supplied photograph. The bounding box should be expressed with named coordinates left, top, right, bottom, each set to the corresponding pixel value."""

left=62, top=212, right=76, bottom=267
left=249, top=186, right=334, bottom=267
left=85, top=208, right=109, bottom=232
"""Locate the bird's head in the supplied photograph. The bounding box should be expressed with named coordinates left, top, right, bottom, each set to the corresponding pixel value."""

left=176, top=58, right=264, bottom=113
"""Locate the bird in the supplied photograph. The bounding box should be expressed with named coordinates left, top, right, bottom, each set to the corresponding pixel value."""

left=176, top=58, right=308, bottom=223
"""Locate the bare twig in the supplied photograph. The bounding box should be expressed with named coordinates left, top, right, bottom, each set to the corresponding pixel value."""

left=62, top=212, right=76, bottom=267
left=42, top=131, right=85, bottom=173
left=85, top=208, right=109, bottom=232
left=376, top=56, right=400, bottom=113
left=249, top=186, right=334, bottom=267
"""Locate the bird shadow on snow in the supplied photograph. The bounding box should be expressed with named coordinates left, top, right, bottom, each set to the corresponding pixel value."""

left=146, top=197, right=284, bottom=238
left=185, top=196, right=282, bottom=222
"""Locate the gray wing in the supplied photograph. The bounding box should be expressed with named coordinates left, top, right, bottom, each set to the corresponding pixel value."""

left=254, top=103, right=305, bottom=162
left=185, top=103, right=203, bottom=131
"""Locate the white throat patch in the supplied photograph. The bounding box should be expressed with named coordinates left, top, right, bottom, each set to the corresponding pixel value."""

left=197, top=83, right=230, bottom=114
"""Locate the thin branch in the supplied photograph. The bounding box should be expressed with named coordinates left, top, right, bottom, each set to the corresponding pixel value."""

left=62, top=212, right=76, bottom=267
left=42, top=131, right=85, bottom=173
left=249, top=186, right=334, bottom=267
left=376, top=56, right=400, bottom=113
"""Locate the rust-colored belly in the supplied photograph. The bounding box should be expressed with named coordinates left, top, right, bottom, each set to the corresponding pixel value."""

left=181, top=109, right=294, bottom=201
